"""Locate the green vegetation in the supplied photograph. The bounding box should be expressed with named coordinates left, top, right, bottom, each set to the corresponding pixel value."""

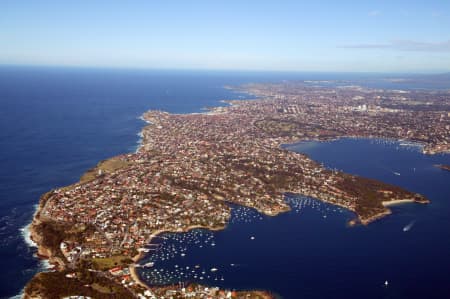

left=254, top=118, right=305, bottom=137
left=24, top=271, right=133, bottom=299
left=336, top=174, right=416, bottom=217
left=33, top=221, right=97, bottom=263
left=254, top=118, right=340, bottom=139
left=35, top=191, right=55, bottom=217
left=80, top=157, right=131, bottom=183
left=91, top=282, right=115, bottom=294
left=90, top=255, right=132, bottom=271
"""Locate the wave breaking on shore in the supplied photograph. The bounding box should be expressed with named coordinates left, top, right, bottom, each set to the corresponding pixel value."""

left=20, top=222, right=37, bottom=248
left=20, top=205, right=52, bottom=271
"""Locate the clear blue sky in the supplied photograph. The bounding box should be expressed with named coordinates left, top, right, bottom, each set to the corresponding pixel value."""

left=1, top=0, right=449, bottom=73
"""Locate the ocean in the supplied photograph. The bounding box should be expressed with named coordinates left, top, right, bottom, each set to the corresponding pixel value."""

left=0, top=66, right=448, bottom=298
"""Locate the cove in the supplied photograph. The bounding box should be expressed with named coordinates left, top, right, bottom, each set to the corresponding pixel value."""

left=137, top=138, right=450, bottom=299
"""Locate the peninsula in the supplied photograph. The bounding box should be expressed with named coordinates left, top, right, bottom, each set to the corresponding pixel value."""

left=435, top=164, right=450, bottom=172
left=24, top=82, right=448, bottom=299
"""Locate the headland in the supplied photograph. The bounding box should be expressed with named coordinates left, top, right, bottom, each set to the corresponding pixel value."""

left=434, top=164, right=450, bottom=172
left=23, top=82, right=448, bottom=298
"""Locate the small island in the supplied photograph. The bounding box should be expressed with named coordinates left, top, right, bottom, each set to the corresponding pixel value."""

left=24, top=82, right=448, bottom=299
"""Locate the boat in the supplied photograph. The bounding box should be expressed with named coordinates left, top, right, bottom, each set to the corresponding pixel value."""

left=403, top=221, right=415, bottom=232
left=143, top=262, right=154, bottom=268
left=393, top=172, right=401, bottom=176
left=210, top=268, right=218, bottom=272
left=384, top=280, right=389, bottom=287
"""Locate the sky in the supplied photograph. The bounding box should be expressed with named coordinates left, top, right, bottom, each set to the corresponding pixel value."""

left=1, top=0, right=449, bottom=73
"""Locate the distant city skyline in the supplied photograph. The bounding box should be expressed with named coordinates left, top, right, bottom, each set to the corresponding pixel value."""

left=1, top=0, right=450, bottom=73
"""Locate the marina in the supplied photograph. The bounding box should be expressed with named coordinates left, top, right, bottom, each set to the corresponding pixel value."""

left=138, top=198, right=346, bottom=286
left=135, top=138, right=450, bottom=298
left=1, top=66, right=448, bottom=298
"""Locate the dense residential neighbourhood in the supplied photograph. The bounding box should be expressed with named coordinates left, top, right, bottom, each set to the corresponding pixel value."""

left=26, top=83, right=449, bottom=298
left=240, top=82, right=449, bottom=154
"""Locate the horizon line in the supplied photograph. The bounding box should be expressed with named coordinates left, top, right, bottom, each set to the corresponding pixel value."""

left=0, top=63, right=449, bottom=76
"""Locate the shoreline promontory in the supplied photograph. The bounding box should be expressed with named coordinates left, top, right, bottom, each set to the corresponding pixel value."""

left=23, top=82, right=443, bottom=298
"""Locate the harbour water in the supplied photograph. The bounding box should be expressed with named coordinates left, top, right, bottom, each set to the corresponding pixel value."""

left=0, top=66, right=449, bottom=298
left=0, top=66, right=258, bottom=298
left=138, top=138, right=450, bottom=298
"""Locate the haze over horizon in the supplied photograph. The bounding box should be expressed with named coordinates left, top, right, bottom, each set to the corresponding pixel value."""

left=1, top=0, right=450, bottom=73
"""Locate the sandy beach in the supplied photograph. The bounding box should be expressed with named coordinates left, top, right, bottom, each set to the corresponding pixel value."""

left=382, top=199, right=416, bottom=207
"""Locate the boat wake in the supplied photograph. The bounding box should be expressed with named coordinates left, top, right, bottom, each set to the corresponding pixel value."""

left=403, top=220, right=416, bottom=232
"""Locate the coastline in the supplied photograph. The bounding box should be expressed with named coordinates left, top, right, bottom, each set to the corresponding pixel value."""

left=129, top=228, right=172, bottom=291
left=20, top=219, right=53, bottom=272
left=129, top=224, right=227, bottom=291
left=27, top=193, right=60, bottom=268
left=382, top=199, right=417, bottom=207
left=359, top=210, right=393, bottom=226
left=22, top=107, right=234, bottom=296
left=27, top=107, right=431, bottom=287
left=23, top=90, right=437, bottom=298
left=285, top=136, right=428, bottom=155
left=20, top=221, right=37, bottom=248
left=361, top=197, right=430, bottom=225
left=434, top=164, right=450, bottom=172
left=128, top=225, right=275, bottom=299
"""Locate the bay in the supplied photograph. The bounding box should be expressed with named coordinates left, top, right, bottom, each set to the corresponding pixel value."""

left=0, top=66, right=449, bottom=298
left=138, top=138, right=450, bottom=299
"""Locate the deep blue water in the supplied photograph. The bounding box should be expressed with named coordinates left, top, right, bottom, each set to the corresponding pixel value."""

left=138, top=139, right=450, bottom=299
left=0, top=66, right=261, bottom=298
left=0, top=66, right=449, bottom=298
